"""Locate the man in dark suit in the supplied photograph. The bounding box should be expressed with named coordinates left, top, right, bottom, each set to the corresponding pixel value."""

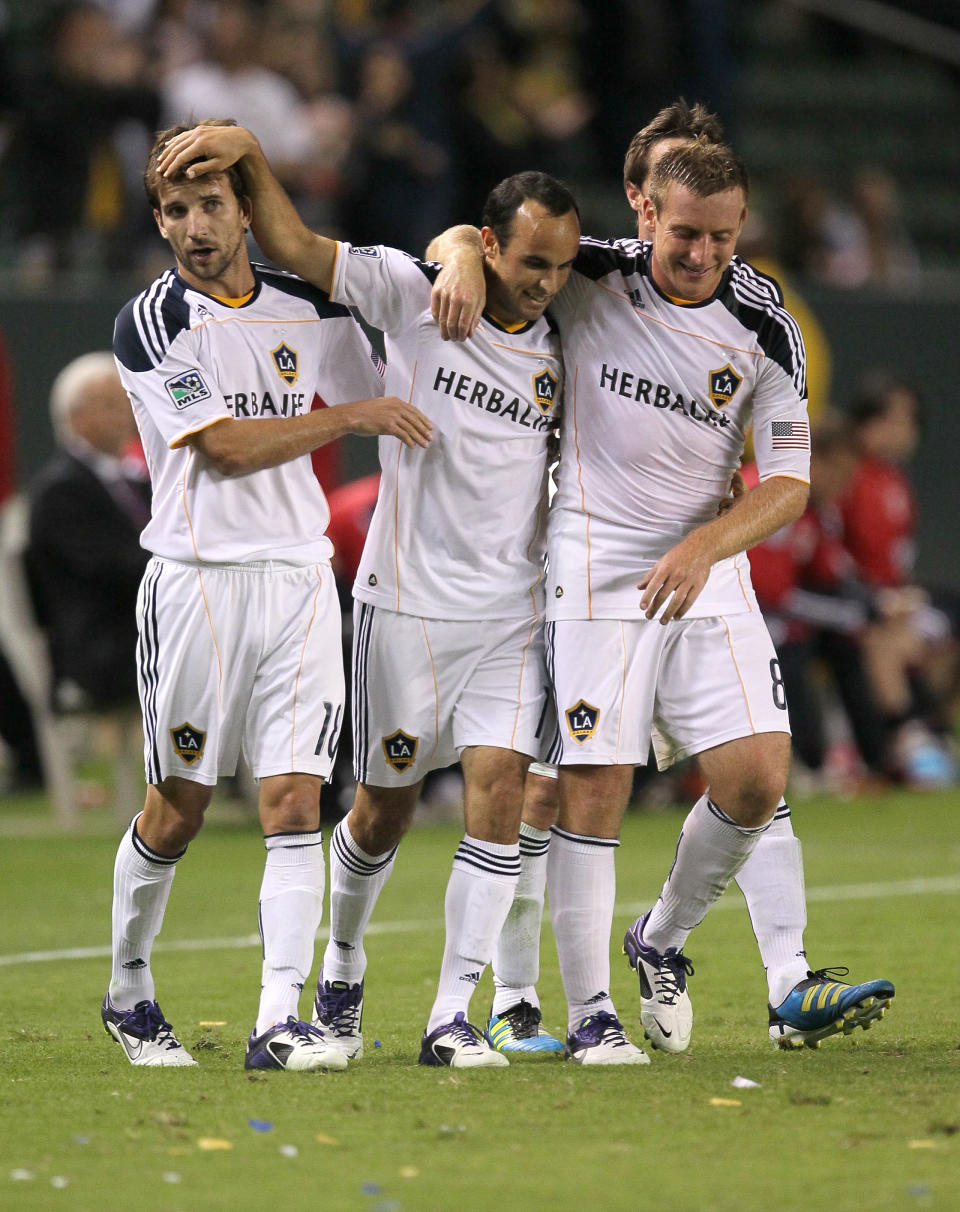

left=26, top=352, right=150, bottom=712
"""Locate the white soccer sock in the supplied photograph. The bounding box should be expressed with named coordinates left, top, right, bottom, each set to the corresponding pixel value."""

left=734, top=800, right=810, bottom=1006
left=255, top=829, right=325, bottom=1036
left=547, top=826, right=619, bottom=1033
left=491, top=822, right=550, bottom=1016
left=426, top=836, right=520, bottom=1034
left=320, top=817, right=397, bottom=987
left=643, top=794, right=769, bottom=955
left=109, top=814, right=183, bottom=1010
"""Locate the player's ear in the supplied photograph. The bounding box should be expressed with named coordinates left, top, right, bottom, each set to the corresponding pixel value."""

left=625, top=182, right=644, bottom=214
left=480, top=225, right=498, bottom=259
left=641, top=196, right=657, bottom=234
left=240, top=195, right=253, bottom=230
left=153, top=209, right=169, bottom=241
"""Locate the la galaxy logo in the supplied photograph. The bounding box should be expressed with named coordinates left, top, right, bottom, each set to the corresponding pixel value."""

left=532, top=367, right=559, bottom=415
left=708, top=363, right=743, bottom=409
left=382, top=729, right=418, bottom=773
left=565, top=699, right=600, bottom=744
left=164, top=370, right=210, bottom=410
left=272, top=342, right=299, bottom=386
left=170, top=722, right=205, bottom=765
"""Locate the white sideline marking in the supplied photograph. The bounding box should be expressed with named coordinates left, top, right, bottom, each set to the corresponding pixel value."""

left=1, top=874, right=958, bottom=968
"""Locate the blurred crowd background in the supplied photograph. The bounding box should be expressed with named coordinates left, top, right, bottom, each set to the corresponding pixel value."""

left=0, top=0, right=958, bottom=286
left=2, top=0, right=960, bottom=807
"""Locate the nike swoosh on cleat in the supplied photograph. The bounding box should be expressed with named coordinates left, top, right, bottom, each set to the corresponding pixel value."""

left=651, top=1017, right=672, bottom=1037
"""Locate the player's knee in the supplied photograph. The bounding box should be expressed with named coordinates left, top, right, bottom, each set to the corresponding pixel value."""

left=351, top=785, right=416, bottom=851
left=260, top=775, right=323, bottom=833
left=713, top=769, right=785, bottom=828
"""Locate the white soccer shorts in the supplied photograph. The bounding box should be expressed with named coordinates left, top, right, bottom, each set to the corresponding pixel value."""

left=137, top=557, right=345, bottom=785
left=351, top=602, right=551, bottom=787
left=546, top=612, right=791, bottom=768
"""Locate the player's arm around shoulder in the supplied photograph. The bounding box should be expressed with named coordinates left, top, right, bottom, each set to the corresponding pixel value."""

left=426, top=225, right=486, bottom=341
left=190, top=397, right=433, bottom=477
left=640, top=475, right=809, bottom=624
left=157, top=124, right=337, bottom=292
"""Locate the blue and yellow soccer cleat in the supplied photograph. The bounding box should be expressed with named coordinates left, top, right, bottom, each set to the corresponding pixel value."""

left=486, top=1000, right=565, bottom=1055
left=768, top=967, right=895, bottom=1050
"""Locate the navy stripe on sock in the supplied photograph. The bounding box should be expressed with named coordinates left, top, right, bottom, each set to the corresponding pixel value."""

left=332, top=820, right=396, bottom=876
left=550, top=825, right=619, bottom=849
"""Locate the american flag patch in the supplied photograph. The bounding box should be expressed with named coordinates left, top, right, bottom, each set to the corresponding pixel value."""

left=770, top=420, right=810, bottom=449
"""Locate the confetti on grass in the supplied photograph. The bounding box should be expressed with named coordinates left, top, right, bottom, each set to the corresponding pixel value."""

left=315, top=1133, right=339, bottom=1146
left=709, top=1098, right=742, bottom=1107
left=279, top=1145, right=299, bottom=1158
left=731, top=1075, right=761, bottom=1089
left=248, top=1119, right=273, bottom=1133
left=197, top=1138, right=233, bottom=1151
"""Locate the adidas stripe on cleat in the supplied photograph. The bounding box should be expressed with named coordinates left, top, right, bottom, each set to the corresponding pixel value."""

left=487, top=1001, right=565, bottom=1055
left=769, top=968, right=895, bottom=1049
left=244, top=1017, right=348, bottom=1071
left=623, top=911, right=694, bottom=1053
left=313, top=969, right=364, bottom=1059
left=565, top=1012, right=650, bottom=1065
left=101, top=994, right=197, bottom=1067
left=419, top=1012, right=509, bottom=1068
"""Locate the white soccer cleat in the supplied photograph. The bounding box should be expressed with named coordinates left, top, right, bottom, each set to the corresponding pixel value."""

left=312, top=969, right=364, bottom=1059
left=244, top=1017, right=348, bottom=1071
left=418, top=1012, right=509, bottom=1068
left=564, top=1011, right=650, bottom=1065
left=101, top=994, right=197, bottom=1067
left=623, top=913, right=694, bottom=1053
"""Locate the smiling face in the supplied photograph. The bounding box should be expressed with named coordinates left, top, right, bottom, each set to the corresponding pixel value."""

left=643, top=181, right=746, bottom=303
left=153, top=172, right=254, bottom=295
left=481, top=200, right=581, bottom=325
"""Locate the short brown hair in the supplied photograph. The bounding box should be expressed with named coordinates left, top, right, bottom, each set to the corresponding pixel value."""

left=144, top=118, right=246, bottom=210
left=647, top=138, right=749, bottom=213
left=622, top=99, right=725, bottom=190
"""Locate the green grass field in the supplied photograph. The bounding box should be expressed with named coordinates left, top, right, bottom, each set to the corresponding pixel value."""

left=1, top=785, right=958, bottom=1211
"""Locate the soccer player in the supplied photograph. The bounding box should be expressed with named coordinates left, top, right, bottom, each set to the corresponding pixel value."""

left=433, top=119, right=894, bottom=1060
left=156, top=124, right=603, bottom=1066
left=102, top=119, right=432, bottom=1071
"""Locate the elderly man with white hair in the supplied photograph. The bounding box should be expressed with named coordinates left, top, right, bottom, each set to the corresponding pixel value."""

left=26, top=351, right=150, bottom=712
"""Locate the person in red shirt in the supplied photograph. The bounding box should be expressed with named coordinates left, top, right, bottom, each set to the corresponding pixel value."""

left=746, top=417, right=889, bottom=782
left=842, top=373, right=958, bottom=784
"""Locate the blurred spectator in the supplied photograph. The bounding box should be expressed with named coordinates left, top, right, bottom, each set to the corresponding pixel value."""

left=1, top=1, right=161, bottom=279
left=842, top=371, right=959, bottom=779
left=849, top=165, right=921, bottom=291
left=161, top=0, right=317, bottom=195
left=746, top=416, right=891, bottom=785
left=338, top=39, right=451, bottom=253
left=25, top=352, right=150, bottom=714
left=0, top=324, right=44, bottom=792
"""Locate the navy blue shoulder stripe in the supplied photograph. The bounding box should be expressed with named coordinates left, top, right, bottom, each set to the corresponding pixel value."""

left=114, top=270, right=190, bottom=371
left=574, top=235, right=647, bottom=282
left=720, top=258, right=807, bottom=398
left=253, top=263, right=352, bottom=319
left=406, top=254, right=442, bottom=285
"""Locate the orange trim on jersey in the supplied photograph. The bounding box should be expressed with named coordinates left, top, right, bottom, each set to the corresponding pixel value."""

left=208, top=289, right=255, bottom=308
left=733, top=553, right=755, bottom=612
left=593, top=279, right=765, bottom=359
left=419, top=617, right=441, bottom=758
left=722, top=616, right=756, bottom=734
left=488, top=340, right=562, bottom=360
left=615, top=621, right=628, bottom=761
left=195, top=567, right=224, bottom=704
left=510, top=620, right=538, bottom=751
left=290, top=566, right=324, bottom=770
left=393, top=361, right=419, bottom=610
left=180, top=447, right=203, bottom=562
left=569, top=366, right=593, bottom=618
left=486, top=311, right=529, bottom=333
left=170, top=414, right=229, bottom=450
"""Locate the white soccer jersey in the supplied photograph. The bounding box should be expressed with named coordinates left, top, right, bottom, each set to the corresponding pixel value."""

left=113, top=264, right=384, bottom=566
left=547, top=237, right=811, bottom=620
left=330, top=242, right=562, bottom=620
